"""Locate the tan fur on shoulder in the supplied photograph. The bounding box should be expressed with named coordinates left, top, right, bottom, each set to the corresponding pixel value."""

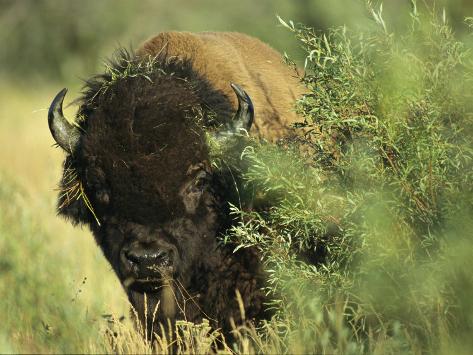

left=136, top=31, right=304, bottom=141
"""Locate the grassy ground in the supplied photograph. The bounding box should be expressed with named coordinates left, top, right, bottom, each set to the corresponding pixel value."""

left=0, top=83, right=129, bottom=353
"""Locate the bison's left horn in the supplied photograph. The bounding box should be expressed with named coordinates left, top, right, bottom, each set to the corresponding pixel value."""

left=229, top=83, right=254, bottom=134
left=48, top=88, right=80, bottom=154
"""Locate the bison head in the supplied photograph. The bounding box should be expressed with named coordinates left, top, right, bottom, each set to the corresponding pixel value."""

left=48, top=58, right=265, bottom=333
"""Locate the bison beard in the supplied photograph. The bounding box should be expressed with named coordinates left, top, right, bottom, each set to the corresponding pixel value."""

left=48, top=32, right=303, bottom=339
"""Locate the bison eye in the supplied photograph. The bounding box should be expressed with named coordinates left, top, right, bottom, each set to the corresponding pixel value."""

left=193, top=175, right=207, bottom=190
left=186, top=177, right=207, bottom=198
left=180, top=171, right=212, bottom=214
left=192, top=170, right=210, bottom=189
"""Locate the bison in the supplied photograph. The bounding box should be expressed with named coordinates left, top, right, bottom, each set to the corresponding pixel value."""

left=48, top=31, right=303, bottom=335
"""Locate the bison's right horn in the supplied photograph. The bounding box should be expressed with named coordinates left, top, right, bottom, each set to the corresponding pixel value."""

left=48, top=88, right=80, bottom=154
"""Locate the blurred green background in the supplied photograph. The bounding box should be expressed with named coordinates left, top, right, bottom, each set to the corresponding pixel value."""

left=0, top=0, right=472, bottom=353
left=1, top=0, right=472, bottom=85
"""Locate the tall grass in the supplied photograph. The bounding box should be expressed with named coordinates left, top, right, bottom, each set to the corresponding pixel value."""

left=0, top=84, right=129, bottom=353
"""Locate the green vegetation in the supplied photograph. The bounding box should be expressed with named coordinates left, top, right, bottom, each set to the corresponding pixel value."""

left=2, top=0, right=472, bottom=83
left=0, top=175, right=101, bottom=353
left=1, top=1, right=473, bottom=354
left=221, top=5, right=473, bottom=353
left=0, top=0, right=310, bottom=83
left=0, top=85, right=129, bottom=353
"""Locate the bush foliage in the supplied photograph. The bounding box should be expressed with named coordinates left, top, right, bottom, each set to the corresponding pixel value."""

left=213, top=4, right=473, bottom=354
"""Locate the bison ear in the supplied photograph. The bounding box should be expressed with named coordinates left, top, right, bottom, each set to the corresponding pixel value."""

left=215, top=83, right=254, bottom=139
left=48, top=88, right=81, bottom=154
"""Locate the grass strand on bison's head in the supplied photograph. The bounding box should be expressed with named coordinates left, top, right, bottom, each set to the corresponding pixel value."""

left=57, top=167, right=101, bottom=226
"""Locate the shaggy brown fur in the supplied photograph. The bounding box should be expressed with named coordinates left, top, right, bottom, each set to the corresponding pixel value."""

left=55, top=32, right=303, bottom=337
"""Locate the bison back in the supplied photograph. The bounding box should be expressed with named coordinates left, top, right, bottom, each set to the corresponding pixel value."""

left=137, top=31, right=304, bottom=141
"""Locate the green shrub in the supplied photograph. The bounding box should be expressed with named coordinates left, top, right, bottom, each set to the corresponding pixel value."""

left=217, top=4, right=473, bottom=353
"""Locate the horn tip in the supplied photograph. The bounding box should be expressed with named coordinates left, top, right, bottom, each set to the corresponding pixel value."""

left=230, top=82, right=243, bottom=95
left=230, top=83, right=251, bottom=105
left=55, top=87, right=68, bottom=100
left=48, top=88, right=69, bottom=119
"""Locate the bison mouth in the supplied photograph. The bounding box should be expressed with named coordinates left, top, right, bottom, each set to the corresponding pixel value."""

left=123, top=263, right=175, bottom=293
left=126, top=277, right=169, bottom=293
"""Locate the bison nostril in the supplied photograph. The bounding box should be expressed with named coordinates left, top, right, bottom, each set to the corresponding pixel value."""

left=124, top=250, right=140, bottom=264
left=123, top=247, right=174, bottom=272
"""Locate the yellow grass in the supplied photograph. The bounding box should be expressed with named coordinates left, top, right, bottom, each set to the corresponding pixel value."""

left=0, top=81, right=130, bottom=352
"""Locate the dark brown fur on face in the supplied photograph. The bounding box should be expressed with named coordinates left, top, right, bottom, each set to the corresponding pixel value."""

left=55, top=32, right=303, bottom=336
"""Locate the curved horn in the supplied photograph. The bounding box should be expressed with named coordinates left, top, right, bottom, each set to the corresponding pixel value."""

left=48, top=88, right=80, bottom=154
left=229, top=83, right=254, bottom=134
